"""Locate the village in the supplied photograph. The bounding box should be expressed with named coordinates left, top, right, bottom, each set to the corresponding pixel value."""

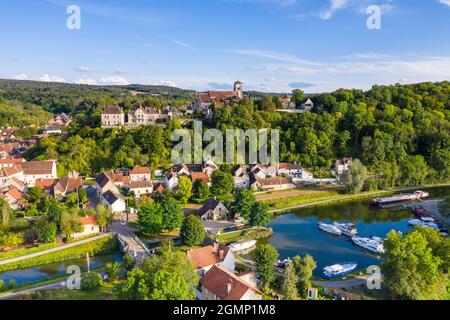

left=0, top=81, right=360, bottom=301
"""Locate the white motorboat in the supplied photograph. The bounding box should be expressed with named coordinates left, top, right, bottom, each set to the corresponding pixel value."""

left=421, top=217, right=435, bottom=223
left=318, top=222, right=342, bottom=236
left=333, top=222, right=358, bottom=237
left=323, top=262, right=358, bottom=279
left=408, top=219, right=425, bottom=226
left=228, top=239, right=257, bottom=252
left=352, top=237, right=385, bottom=254
left=423, top=223, right=440, bottom=231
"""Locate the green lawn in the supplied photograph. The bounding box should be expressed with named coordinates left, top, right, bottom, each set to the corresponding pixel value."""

left=217, top=227, right=273, bottom=244
left=13, top=282, right=115, bottom=300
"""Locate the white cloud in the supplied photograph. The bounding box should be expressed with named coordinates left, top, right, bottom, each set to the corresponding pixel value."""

left=171, top=39, right=196, bottom=51
left=75, top=78, right=98, bottom=85
left=227, top=49, right=318, bottom=65
left=74, top=66, right=92, bottom=73
left=101, top=76, right=129, bottom=85
left=38, top=74, right=67, bottom=83
left=14, top=73, right=28, bottom=80
left=154, top=80, right=177, bottom=87
left=439, top=0, right=450, bottom=7
left=320, top=0, right=350, bottom=20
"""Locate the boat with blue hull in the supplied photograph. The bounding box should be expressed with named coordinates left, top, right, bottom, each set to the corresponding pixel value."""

left=323, top=262, right=358, bottom=279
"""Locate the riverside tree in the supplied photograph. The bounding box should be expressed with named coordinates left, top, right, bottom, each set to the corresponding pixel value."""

left=292, top=255, right=317, bottom=298
left=341, top=159, right=368, bottom=194
left=282, top=264, right=299, bottom=300
left=248, top=202, right=270, bottom=227
left=253, top=244, right=279, bottom=291
left=382, top=229, right=447, bottom=300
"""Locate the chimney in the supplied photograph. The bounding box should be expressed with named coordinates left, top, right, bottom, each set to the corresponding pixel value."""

left=226, top=280, right=233, bottom=295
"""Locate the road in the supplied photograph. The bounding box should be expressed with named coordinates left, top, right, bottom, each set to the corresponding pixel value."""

left=0, top=282, right=65, bottom=300
left=0, top=233, right=111, bottom=266
left=312, top=277, right=368, bottom=289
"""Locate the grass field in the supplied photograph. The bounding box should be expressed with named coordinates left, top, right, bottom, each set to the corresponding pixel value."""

left=260, top=189, right=343, bottom=210
left=12, top=282, right=115, bottom=300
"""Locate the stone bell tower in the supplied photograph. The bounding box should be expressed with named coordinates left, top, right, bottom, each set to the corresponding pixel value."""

left=234, top=81, right=243, bottom=100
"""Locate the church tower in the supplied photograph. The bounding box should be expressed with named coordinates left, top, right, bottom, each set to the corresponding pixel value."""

left=234, top=81, right=243, bottom=100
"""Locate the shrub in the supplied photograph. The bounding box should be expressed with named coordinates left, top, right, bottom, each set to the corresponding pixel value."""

left=8, top=279, right=17, bottom=289
left=105, top=262, right=121, bottom=282
left=80, top=272, right=102, bottom=290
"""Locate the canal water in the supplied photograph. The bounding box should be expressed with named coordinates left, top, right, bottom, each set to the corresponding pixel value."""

left=0, top=253, right=123, bottom=287
left=265, top=186, right=450, bottom=277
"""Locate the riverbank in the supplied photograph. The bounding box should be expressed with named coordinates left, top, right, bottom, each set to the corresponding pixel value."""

left=266, top=184, right=450, bottom=214
left=0, top=236, right=118, bottom=273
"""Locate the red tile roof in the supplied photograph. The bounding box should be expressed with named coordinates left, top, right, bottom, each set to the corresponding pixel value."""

left=191, top=172, right=210, bottom=183
left=79, top=215, right=97, bottom=225
left=187, top=244, right=229, bottom=270
left=19, top=161, right=55, bottom=175
left=200, top=265, right=260, bottom=300
left=130, top=167, right=151, bottom=175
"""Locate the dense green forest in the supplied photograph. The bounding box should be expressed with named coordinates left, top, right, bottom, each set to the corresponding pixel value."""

left=0, top=98, right=52, bottom=128
left=1, top=79, right=449, bottom=189
left=0, top=79, right=196, bottom=116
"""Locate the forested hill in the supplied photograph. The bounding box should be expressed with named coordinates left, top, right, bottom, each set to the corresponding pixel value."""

left=0, top=79, right=196, bottom=115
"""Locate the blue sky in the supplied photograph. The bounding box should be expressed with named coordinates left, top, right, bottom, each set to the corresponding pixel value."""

left=1, top=0, right=449, bottom=93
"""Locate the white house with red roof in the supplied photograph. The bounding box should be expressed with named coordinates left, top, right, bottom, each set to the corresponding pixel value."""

left=73, top=216, right=100, bottom=239
left=129, top=167, right=151, bottom=182
left=187, top=242, right=235, bottom=278
left=200, top=265, right=262, bottom=301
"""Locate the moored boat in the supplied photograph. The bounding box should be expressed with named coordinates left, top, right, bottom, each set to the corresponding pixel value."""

left=228, top=239, right=257, bottom=252
left=352, top=236, right=385, bottom=254
left=408, top=219, right=425, bottom=226
left=333, top=222, right=358, bottom=237
left=318, top=222, right=342, bottom=236
left=370, top=191, right=429, bottom=208
left=323, top=262, right=358, bottom=279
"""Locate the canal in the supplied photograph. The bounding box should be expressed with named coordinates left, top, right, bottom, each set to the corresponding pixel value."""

left=0, top=253, right=123, bottom=287
left=265, top=186, right=450, bottom=277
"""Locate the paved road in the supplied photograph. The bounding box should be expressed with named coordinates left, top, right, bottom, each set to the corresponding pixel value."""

left=0, top=233, right=111, bottom=266
left=312, top=277, right=368, bottom=289
left=0, top=282, right=65, bottom=300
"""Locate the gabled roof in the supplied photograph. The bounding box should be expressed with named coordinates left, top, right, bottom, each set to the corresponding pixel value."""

left=278, top=163, right=302, bottom=170
left=5, top=187, right=22, bottom=201
left=257, top=177, right=293, bottom=186
left=54, top=176, right=82, bottom=194
left=79, top=215, right=97, bottom=225
left=130, top=167, right=151, bottom=175
left=191, top=172, right=210, bottom=183
left=2, top=165, right=23, bottom=177
left=35, top=178, right=58, bottom=190
left=103, top=190, right=121, bottom=205
left=187, top=244, right=230, bottom=270
left=197, top=198, right=223, bottom=218
left=103, top=105, right=124, bottom=114
left=96, top=172, right=113, bottom=188
left=19, top=160, right=55, bottom=176
left=129, top=180, right=153, bottom=189
left=200, top=265, right=260, bottom=300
